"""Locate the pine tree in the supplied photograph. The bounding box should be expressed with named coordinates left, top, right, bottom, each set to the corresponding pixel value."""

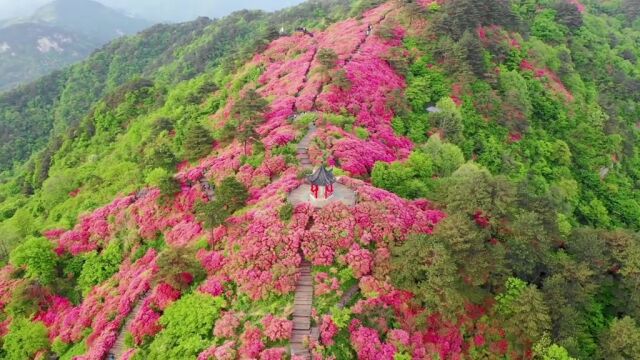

left=183, top=123, right=213, bottom=161
left=623, top=0, right=640, bottom=22
left=391, top=234, right=463, bottom=314
left=318, top=48, right=339, bottom=83
left=440, top=0, right=517, bottom=40
left=459, top=30, right=486, bottom=77
left=155, top=247, right=205, bottom=290
left=231, top=89, right=268, bottom=155
left=553, top=0, right=584, bottom=32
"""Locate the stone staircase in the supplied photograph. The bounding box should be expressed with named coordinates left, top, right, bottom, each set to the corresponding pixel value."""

left=108, top=292, right=150, bottom=360
left=290, top=261, right=313, bottom=360
left=296, top=122, right=317, bottom=171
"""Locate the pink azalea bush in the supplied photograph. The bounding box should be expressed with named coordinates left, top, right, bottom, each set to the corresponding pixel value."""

left=239, top=325, right=265, bottom=358
left=320, top=315, right=339, bottom=346
left=52, top=195, right=136, bottom=255
left=262, top=315, right=293, bottom=341
left=214, top=311, right=242, bottom=338
left=128, top=283, right=181, bottom=344
left=48, top=250, right=157, bottom=358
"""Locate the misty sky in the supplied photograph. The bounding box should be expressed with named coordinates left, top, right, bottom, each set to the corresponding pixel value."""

left=0, top=0, right=306, bottom=22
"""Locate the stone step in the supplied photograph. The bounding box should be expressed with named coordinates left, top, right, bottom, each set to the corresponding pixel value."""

left=291, top=332, right=311, bottom=343
left=310, top=327, right=320, bottom=342
left=293, top=317, right=311, bottom=330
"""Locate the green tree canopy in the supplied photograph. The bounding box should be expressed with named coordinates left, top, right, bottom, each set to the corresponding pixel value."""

left=2, top=317, right=49, bottom=360
left=9, top=237, right=57, bottom=285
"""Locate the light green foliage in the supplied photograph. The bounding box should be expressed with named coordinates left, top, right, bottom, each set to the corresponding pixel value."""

left=445, top=163, right=515, bottom=218
left=145, top=168, right=180, bottom=199
left=77, top=241, right=123, bottom=295
left=496, top=278, right=528, bottom=315
left=143, top=135, right=177, bottom=170
left=324, top=113, right=355, bottom=130
left=533, top=334, right=576, bottom=360
left=428, top=98, right=465, bottom=143
left=56, top=340, right=87, bottom=360
left=2, top=318, right=49, bottom=360
left=294, top=112, right=318, bottom=129
left=9, top=237, right=57, bottom=285
left=147, top=293, right=226, bottom=359
left=497, top=278, right=552, bottom=344
left=422, top=134, right=465, bottom=177
left=405, top=70, right=448, bottom=112
left=498, top=69, right=532, bottom=130
left=278, top=203, right=294, bottom=222
left=371, top=156, right=432, bottom=199
left=372, top=137, right=467, bottom=199
left=354, top=127, right=370, bottom=140
left=532, top=10, right=566, bottom=43
left=331, top=306, right=352, bottom=329
left=394, top=353, right=412, bottom=360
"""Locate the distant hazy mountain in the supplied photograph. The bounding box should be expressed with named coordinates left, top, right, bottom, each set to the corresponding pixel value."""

left=98, top=0, right=306, bottom=22
left=0, top=0, right=151, bottom=91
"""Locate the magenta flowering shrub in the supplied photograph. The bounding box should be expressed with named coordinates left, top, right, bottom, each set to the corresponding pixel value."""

left=33, top=295, right=72, bottom=332
left=165, top=219, right=202, bottom=247
left=49, top=250, right=157, bottom=358
left=520, top=59, right=573, bottom=101
left=128, top=283, right=181, bottom=344
left=349, top=322, right=397, bottom=360
left=310, top=16, right=412, bottom=175
left=221, top=207, right=303, bottom=299
left=198, top=341, right=237, bottom=360
left=199, top=276, right=227, bottom=297
left=52, top=195, right=136, bottom=255
left=150, top=283, right=181, bottom=310
left=213, top=311, right=242, bottom=338
left=261, top=315, right=293, bottom=341
left=344, top=244, right=374, bottom=278
left=197, top=249, right=226, bottom=274
left=314, top=272, right=340, bottom=296
left=320, top=315, right=339, bottom=346
left=259, top=347, right=287, bottom=360
left=129, top=304, right=161, bottom=345
left=239, top=325, right=265, bottom=358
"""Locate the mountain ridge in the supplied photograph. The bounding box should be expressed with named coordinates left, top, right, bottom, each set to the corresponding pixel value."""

left=0, top=0, right=151, bottom=92
left=1, top=0, right=640, bottom=359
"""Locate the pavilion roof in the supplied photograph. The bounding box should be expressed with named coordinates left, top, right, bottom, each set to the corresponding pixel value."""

left=307, top=165, right=336, bottom=186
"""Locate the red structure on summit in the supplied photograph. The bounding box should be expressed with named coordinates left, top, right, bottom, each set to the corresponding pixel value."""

left=308, top=165, right=336, bottom=199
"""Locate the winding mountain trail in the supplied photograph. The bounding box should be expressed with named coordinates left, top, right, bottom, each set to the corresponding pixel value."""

left=109, top=292, right=151, bottom=359
left=287, top=13, right=391, bottom=357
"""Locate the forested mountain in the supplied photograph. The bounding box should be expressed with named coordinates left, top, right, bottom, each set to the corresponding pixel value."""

left=0, top=0, right=640, bottom=359
left=0, top=0, right=151, bottom=92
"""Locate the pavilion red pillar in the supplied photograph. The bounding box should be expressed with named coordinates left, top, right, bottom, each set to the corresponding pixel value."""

left=325, top=184, right=334, bottom=199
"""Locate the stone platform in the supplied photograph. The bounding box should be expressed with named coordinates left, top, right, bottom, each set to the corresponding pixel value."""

left=287, top=183, right=356, bottom=208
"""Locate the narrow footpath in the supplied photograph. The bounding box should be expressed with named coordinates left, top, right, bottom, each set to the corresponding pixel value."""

left=287, top=13, right=389, bottom=357
left=290, top=261, right=313, bottom=360
left=108, top=292, right=150, bottom=359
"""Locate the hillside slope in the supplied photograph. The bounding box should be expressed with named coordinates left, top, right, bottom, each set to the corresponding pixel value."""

left=1, top=0, right=640, bottom=359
